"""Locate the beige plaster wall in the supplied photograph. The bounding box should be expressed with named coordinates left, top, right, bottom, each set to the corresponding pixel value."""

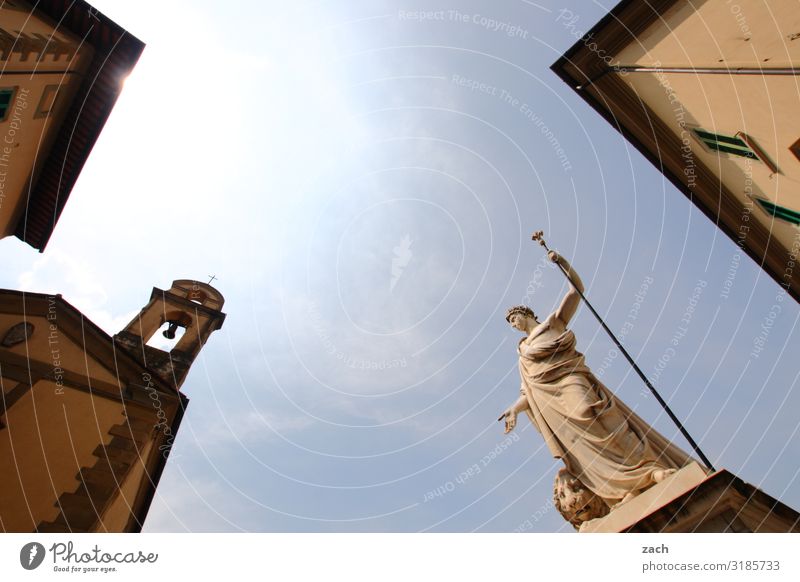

left=613, top=0, right=800, bottom=253
left=0, top=0, right=95, bottom=237
left=0, top=379, right=123, bottom=531
left=97, top=439, right=155, bottom=532
left=0, top=313, right=123, bottom=387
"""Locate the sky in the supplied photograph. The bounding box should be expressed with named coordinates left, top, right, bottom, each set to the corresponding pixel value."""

left=1, top=0, right=798, bottom=532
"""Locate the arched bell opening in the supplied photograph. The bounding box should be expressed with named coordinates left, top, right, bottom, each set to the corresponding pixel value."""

left=146, top=311, right=193, bottom=351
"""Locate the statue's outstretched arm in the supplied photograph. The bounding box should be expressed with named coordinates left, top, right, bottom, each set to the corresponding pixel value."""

left=498, top=394, right=529, bottom=434
left=550, top=251, right=584, bottom=325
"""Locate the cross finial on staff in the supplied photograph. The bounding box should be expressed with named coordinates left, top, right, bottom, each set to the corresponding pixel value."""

left=208, top=275, right=217, bottom=284
left=531, top=230, right=548, bottom=249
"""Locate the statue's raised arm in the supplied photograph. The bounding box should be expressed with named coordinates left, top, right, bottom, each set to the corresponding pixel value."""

left=548, top=250, right=583, bottom=326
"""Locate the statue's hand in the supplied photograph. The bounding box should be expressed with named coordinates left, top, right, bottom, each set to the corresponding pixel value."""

left=498, top=409, right=517, bottom=434
left=547, top=250, right=560, bottom=264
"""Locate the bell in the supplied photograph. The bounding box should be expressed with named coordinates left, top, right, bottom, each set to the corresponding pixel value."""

left=163, top=321, right=179, bottom=339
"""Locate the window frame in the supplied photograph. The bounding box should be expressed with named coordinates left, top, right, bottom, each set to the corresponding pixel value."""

left=0, top=86, right=18, bottom=122
left=33, top=84, right=60, bottom=120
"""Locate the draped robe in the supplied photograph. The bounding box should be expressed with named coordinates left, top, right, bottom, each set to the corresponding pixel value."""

left=518, top=314, right=694, bottom=505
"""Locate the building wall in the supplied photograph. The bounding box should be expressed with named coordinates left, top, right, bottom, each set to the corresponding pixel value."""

left=0, top=312, right=124, bottom=387
left=0, top=379, right=123, bottom=531
left=0, top=0, right=95, bottom=238
left=612, top=0, right=800, bottom=254
left=1, top=304, right=179, bottom=532
left=97, top=439, right=155, bottom=532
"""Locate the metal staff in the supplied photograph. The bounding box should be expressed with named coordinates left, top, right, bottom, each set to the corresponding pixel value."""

left=531, top=231, right=715, bottom=472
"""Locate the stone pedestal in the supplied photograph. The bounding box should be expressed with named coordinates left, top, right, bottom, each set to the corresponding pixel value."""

left=580, top=463, right=800, bottom=533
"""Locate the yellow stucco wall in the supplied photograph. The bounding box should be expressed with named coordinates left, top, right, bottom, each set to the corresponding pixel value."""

left=0, top=379, right=123, bottom=531
left=96, top=439, right=155, bottom=532
left=0, top=313, right=123, bottom=387
left=0, top=0, right=95, bottom=237
left=613, top=0, right=800, bottom=251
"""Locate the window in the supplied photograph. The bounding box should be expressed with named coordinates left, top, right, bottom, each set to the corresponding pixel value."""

left=0, top=88, right=17, bottom=122
left=693, top=128, right=758, bottom=159
left=33, top=84, right=60, bottom=119
left=1, top=322, right=34, bottom=347
left=754, top=198, right=800, bottom=227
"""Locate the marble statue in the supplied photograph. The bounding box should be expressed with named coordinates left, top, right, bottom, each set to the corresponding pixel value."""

left=499, top=250, right=694, bottom=523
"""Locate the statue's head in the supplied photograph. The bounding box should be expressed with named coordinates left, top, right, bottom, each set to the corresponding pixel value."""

left=505, top=305, right=536, bottom=331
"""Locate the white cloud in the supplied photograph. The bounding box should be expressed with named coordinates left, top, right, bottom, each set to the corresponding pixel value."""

left=17, top=249, right=137, bottom=335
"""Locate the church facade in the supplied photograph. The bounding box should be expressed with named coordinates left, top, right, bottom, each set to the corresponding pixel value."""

left=0, top=280, right=225, bottom=532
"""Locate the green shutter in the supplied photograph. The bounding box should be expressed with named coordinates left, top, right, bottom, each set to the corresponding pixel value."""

left=755, top=199, right=800, bottom=226
left=0, top=89, right=14, bottom=122
left=693, top=128, right=758, bottom=159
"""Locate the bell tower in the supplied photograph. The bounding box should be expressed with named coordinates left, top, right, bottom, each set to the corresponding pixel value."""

left=114, top=279, right=226, bottom=389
